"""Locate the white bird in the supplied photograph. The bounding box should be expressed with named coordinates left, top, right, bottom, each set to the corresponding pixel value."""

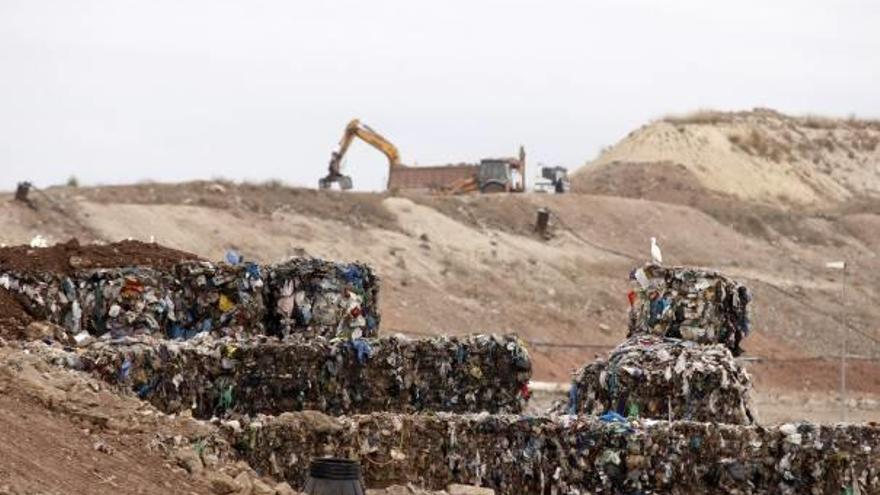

left=650, top=237, right=663, bottom=264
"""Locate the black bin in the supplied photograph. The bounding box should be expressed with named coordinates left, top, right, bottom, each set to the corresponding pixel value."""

left=304, top=458, right=365, bottom=495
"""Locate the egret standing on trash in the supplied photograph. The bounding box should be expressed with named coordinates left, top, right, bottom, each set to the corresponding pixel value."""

left=651, top=237, right=663, bottom=264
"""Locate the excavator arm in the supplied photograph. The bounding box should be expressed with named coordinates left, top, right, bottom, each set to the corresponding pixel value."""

left=319, top=119, right=402, bottom=190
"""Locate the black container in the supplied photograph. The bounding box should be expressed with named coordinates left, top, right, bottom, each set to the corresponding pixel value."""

left=304, top=458, right=365, bottom=495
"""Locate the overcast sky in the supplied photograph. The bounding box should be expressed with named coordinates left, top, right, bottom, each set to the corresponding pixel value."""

left=1, top=0, right=878, bottom=191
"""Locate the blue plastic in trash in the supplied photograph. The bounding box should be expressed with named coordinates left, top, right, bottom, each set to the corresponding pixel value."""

left=119, top=357, right=132, bottom=381
left=340, top=265, right=363, bottom=285
left=599, top=411, right=628, bottom=423
left=169, top=325, right=186, bottom=340
left=351, top=339, right=373, bottom=364
left=568, top=384, right=579, bottom=415
left=225, top=250, right=242, bottom=265
left=245, top=262, right=261, bottom=279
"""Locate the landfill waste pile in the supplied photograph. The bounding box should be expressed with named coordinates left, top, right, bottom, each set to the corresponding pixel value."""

left=34, top=333, right=531, bottom=416
left=0, top=239, right=380, bottom=340
left=628, top=263, right=751, bottom=355
left=556, top=335, right=755, bottom=424
left=232, top=412, right=880, bottom=495
left=267, top=258, right=380, bottom=339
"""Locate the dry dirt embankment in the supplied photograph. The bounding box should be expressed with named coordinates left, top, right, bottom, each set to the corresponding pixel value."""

left=578, top=108, right=880, bottom=206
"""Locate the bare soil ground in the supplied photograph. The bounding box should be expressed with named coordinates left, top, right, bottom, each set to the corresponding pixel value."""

left=0, top=238, right=200, bottom=275
left=0, top=346, right=216, bottom=495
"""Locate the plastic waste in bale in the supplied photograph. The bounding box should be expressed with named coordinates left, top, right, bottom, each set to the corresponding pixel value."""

left=304, top=458, right=365, bottom=495
left=627, top=263, right=751, bottom=354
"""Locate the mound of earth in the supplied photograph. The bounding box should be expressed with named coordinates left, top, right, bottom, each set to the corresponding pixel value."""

left=0, top=238, right=201, bottom=275
left=575, top=108, right=880, bottom=206
left=0, top=287, right=32, bottom=332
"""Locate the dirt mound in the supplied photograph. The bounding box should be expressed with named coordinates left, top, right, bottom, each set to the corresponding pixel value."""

left=0, top=239, right=201, bottom=275
left=577, top=108, right=880, bottom=206
left=0, top=288, right=32, bottom=332
left=572, top=160, right=708, bottom=200
left=571, top=160, right=872, bottom=244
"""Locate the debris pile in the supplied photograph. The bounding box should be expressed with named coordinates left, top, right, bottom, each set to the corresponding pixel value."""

left=0, top=238, right=200, bottom=274
left=0, top=240, right=380, bottom=340
left=36, top=333, right=530, bottom=416
left=170, top=261, right=267, bottom=339
left=267, top=258, right=379, bottom=339
left=234, top=412, right=880, bottom=495
left=0, top=287, right=33, bottom=334
left=628, top=263, right=751, bottom=354
left=557, top=335, right=755, bottom=424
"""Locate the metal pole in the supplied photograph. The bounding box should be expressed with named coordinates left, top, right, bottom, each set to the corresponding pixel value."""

left=840, top=265, right=848, bottom=422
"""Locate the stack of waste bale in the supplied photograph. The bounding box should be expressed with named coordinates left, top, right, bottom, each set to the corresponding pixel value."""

left=232, top=412, right=880, bottom=495
left=556, top=263, right=755, bottom=424
left=628, top=263, right=751, bottom=355
left=557, top=335, right=755, bottom=424
left=75, top=267, right=179, bottom=337
left=37, top=333, right=530, bottom=416
left=0, top=240, right=380, bottom=340
left=1, top=265, right=269, bottom=338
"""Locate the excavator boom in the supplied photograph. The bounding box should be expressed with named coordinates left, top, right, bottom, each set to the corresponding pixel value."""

left=319, top=119, right=402, bottom=190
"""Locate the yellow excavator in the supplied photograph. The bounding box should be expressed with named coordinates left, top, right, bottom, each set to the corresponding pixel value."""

left=319, top=119, right=401, bottom=190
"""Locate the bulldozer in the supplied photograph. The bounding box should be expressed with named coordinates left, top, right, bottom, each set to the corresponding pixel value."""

left=319, top=119, right=525, bottom=194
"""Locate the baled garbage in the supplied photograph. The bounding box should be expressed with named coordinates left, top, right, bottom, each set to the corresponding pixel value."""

left=267, top=258, right=379, bottom=339
left=232, top=412, right=880, bottom=495
left=36, top=333, right=531, bottom=416
left=0, top=240, right=380, bottom=340
left=557, top=335, right=755, bottom=424
left=628, top=263, right=751, bottom=355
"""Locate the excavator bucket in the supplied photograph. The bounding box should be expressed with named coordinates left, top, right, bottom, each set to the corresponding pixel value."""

left=320, top=149, right=354, bottom=190
left=339, top=176, right=353, bottom=190
left=318, top=175, right=353, bottom=191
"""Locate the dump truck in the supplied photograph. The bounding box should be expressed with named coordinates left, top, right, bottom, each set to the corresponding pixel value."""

left=319, top=119, right=525, bottom=194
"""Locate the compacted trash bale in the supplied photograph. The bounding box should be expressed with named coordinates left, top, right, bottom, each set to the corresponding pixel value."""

left=628, top=263, right=751, bottom=355
left=39, top=333, right=531, bottom=417
left=232, top=412, right=880, bottom=495
left=0, top=240, right=381, bottom=341
left=171, top=260, right=267, bottom=338
left=267, top=258, right=380, bottom=339
left=559, top=335, right=755, bottom=425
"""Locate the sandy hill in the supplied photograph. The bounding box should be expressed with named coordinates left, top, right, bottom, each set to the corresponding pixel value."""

left=576, top=108, right=880, bottom=206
